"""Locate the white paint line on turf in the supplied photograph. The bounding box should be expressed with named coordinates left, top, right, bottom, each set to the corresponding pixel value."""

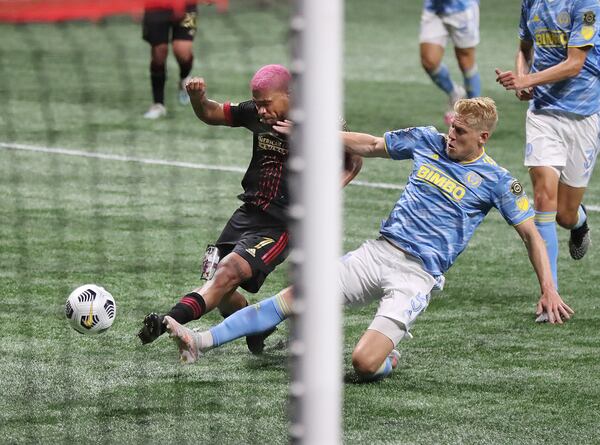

left=0, top=141, right=405, bottom=191
left=2, top=141, right=600, bottom=213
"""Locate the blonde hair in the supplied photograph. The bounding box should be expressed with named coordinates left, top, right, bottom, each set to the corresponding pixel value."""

left=454, top=97, right=498, bottom=133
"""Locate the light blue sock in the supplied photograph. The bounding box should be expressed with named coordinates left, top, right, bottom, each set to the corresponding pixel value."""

left=360, top=357, right=393, bottom=382
left=463, top=65, right=481, bottom=98
left=426, top=63, right=455, bottom=95
left=209, top=294, right=291, bottom=347
left=535, top=211, right=559, bottom=289
left=572, top=205, right=587, bottom=230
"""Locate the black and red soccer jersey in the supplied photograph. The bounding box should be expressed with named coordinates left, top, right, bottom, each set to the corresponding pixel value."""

left=223, top=100, right=289, bottom=221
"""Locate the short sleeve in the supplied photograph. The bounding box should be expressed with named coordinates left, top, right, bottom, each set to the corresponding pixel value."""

left=518, top=0, right=532, bottom=42
left=228, top=100, right=257, bottom=128
left=491, top=175, right=535, bottom=225
left=569, top=0, right=600, bottom=48
left=383, top=126, right=439, bottom=161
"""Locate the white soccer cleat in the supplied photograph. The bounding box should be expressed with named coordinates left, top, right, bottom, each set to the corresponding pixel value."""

left=143, top=103, right=167, bottom=119
left=178, top=77, right=191, bottom=105
left=164, top=315, right=203, bottom=364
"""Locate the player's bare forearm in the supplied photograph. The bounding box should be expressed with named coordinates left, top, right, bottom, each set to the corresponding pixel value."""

left=514, top=220, right=574, bottom=323
left=186, top=77, right=228, bottom=125
left=341, top=132, right=388, bottom=158
left=497, top=46, right=589, bottom=91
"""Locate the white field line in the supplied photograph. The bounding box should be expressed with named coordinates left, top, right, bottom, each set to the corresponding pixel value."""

left=2, top=141, right=599, bottom=213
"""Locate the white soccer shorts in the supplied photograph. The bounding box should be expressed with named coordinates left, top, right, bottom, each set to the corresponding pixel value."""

left=419, top=4, right=480, bottom=49
left=339, top=238, right=436, bottom=345
left=525, top=109, right=600, bottom=188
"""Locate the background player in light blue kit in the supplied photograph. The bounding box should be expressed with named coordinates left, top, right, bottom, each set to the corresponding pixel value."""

left=496, top=0, right=600, bottom=293
left=164, top=98, right=573, bottom=382
left=419, top=0, right=481, bottom=125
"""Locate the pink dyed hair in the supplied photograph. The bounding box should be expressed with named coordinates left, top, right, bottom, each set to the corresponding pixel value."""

left=250, top=64, right=291, bottom=93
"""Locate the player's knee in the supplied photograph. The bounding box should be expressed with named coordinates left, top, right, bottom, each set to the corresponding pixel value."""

left=213, top=257, right=251, bottom=289
left=351, top=349, right=380, bottom=376
left=150, top=60, right=166, bottom=72
left=532, top=189, right=557, bottom=210
left=421, top=57, right=438, bottom=73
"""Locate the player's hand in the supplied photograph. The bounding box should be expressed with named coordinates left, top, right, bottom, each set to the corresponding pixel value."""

left=185, top=77, right=207, bottom=101
left=535, top=288, right=574, bottom=324
left=515, top=88, right=533, bottom=101
left=273, top=119, right=294, bottom=135
left=495, top=68, right=529, bottom=91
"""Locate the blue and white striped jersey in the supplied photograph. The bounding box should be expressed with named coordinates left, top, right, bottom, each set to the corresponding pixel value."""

left=423, top=0, right=478, bottom=15
left=519, top=0, right=600, bottom=116
left=380, top=126, right=534, bottom=276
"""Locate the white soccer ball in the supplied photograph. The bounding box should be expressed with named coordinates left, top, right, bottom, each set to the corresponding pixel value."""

left=65, top=284, right=116, bottom=335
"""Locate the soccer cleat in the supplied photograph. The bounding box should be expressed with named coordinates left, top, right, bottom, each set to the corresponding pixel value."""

left=444, top=85, right=466, bottom=126
left=245, top=326, right=277, bottom=355
left=389, top=349, right=401, bottom=370
left=137, top=313, right=165, bottom=344
left=164, top=315, right=204, bottom=364
left=569, top=207, right=590, bottom=260
left=178, top=77, right=191, bottom=105
left=143, top=103, right=167, bottom=119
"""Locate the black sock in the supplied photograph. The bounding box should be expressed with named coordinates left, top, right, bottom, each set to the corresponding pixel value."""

left=178, top=57, right=193, bottom=81
left=150, top=62, right=166, bottom=104
left=167, top=292, right=206, bottom=325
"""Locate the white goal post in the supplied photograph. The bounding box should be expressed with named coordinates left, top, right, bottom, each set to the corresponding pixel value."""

left=288, top=0, right=343, bottom=443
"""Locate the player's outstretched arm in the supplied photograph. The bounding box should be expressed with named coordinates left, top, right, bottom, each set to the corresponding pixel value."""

left=185, top=77, right=229, bottom=126
left=272, top=120, right=363, bottom=186
left=513, top=219, right=574, bottom=324
left=341, top=132, right=388, bottom=158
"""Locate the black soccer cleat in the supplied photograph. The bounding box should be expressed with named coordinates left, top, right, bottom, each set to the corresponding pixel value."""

left=569, top=206, right=591, bottom=260
left=137, top=312, right=165, bottom=345
left=246, top=326, right=277, bottom=355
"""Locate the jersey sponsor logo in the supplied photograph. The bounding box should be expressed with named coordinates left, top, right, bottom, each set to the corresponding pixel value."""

left=583, top=11, right=596, bottom=26
left=534, top=29, right=567, bottom=47
left=258, top=134, right=288, bottom=155
left=510, top=179, right=524, bottom=195
left=416, top=164, right=467, bottom=201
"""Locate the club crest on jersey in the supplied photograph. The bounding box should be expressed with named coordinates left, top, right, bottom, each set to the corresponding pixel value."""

left=583, top=11, right=596, bottom=25
left=464, top=171, right=483, bottom=188
left=416, top=164, right=466, bottom=201
left=510, top=180, right=524, bottom=195
left=557, top=10, right=570, bottom=26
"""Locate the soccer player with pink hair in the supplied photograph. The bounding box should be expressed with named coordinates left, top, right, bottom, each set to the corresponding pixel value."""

left=138, top=64, right=362, bottom=352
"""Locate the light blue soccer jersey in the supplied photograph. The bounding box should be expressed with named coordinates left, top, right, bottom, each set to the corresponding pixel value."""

left=519, top=0, right=600, bottom=115
left=424, top=0, right=478, bottom=15
left=380, top=126, right=534, bottom=276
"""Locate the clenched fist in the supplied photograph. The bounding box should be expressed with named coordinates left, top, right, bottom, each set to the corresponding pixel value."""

left=185, top=77, right=207, bottom=101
